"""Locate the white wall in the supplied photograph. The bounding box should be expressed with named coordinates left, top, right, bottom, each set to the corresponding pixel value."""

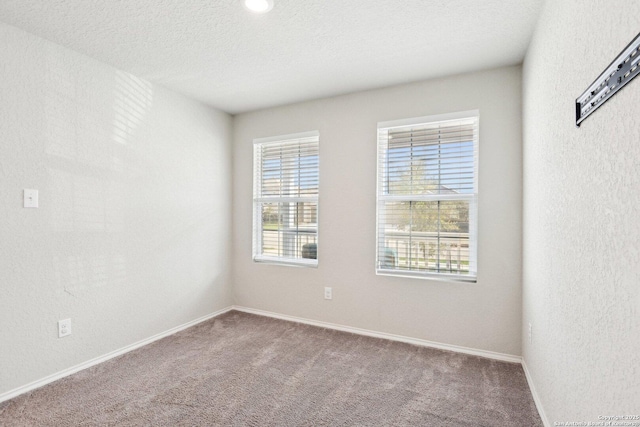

left=522, top=0, right=640, bottom=422
left=0, top=23, right=233, bottom=395
left=233, top=66, right=523, bottom=356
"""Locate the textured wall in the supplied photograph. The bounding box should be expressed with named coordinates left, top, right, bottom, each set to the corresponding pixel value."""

left=0, top=23, right=233, bottom=395
left=233, top=66, right=523, bottom=356
left=522, top=0, right=640, bottom=422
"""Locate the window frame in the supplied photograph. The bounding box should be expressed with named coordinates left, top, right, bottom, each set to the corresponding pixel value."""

left=252, top=130, right=320, bottom=268
left=375, top=110, right=479, bottom=283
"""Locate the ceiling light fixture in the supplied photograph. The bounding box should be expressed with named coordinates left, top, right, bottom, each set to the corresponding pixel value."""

left=243, top=0, right=274, bottom=13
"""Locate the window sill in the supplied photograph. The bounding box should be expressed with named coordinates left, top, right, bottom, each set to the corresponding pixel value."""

left=254, top=255, right=318, bottom=268
left=376, top=269, right=476, bottom=283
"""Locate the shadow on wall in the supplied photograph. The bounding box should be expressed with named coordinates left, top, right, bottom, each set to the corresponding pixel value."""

left=40, top=63, right=228, bottom=299
left=44, top=68, right=153, bottom=296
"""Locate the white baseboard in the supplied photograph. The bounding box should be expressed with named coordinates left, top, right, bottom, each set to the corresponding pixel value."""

left=522, top=358, right=550, bottom=427
left=232, top=305, right=522, bottom=364
left=1, top=304, right=546, bottom=427
left=0, top=306, right=234, bottom=404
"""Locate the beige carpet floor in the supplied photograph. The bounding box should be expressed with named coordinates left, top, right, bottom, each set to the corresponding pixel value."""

left=0, top=311, right=542, bottom=426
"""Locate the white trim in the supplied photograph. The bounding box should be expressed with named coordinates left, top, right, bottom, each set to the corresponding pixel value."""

left=253, top=130, right=319, bottom=145
left=377, top=109, right=479, bottom=129
left=0, top=306, right=234, bottom=404
left=253, top=255, right=318, bottom=268
left=1, top=304, right=546, bottom=426
left=232, top=305, right=521, bottom=364
left=376, top=270, right=477, bottom=283
left=255, top=196, right=318, bottom=203
left=522, top=358, right=551, bottom=427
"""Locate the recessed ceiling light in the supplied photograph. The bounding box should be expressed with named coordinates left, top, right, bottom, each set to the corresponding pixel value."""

left=243, top=0, right=274, bottom=13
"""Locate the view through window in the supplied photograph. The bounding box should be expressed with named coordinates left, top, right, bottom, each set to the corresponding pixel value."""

left=376, top=112, right=478, bottom=281
left=253, top=131, right=319, bottom=266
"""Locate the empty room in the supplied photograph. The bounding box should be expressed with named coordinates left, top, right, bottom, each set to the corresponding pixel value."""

left=0, top=0, right=638, bottom=425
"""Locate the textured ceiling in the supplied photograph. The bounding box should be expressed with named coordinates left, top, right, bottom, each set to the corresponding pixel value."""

left=0, top=0, right=544, bottom=113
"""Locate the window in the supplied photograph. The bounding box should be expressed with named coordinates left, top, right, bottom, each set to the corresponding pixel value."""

left=253, top=131, right=319, bottom=267
left=376, top=111, right=478, bottom=281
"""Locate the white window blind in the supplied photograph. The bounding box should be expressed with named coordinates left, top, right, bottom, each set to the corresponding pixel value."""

left=376, top=111, right=478, bottom=281
left=253, top=131, right=319, bottom=267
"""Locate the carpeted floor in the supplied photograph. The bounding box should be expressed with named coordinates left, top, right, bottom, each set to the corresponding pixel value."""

left=0, top=311, right=542, bottom=426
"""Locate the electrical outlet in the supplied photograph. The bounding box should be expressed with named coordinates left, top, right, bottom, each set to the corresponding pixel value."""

left=23, top=189, right=39, bottom=208
left=528, top=322, right=532, bottom=344
left=58, top=318, right=72, bottom=338
left=324, top=287, right=332, bottom=300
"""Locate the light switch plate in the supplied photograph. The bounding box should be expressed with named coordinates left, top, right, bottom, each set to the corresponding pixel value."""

left=24, top=189, right=38, bottom=208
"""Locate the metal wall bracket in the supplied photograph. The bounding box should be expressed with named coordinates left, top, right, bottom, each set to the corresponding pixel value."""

left=576, top=32, right=640, bottom=127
